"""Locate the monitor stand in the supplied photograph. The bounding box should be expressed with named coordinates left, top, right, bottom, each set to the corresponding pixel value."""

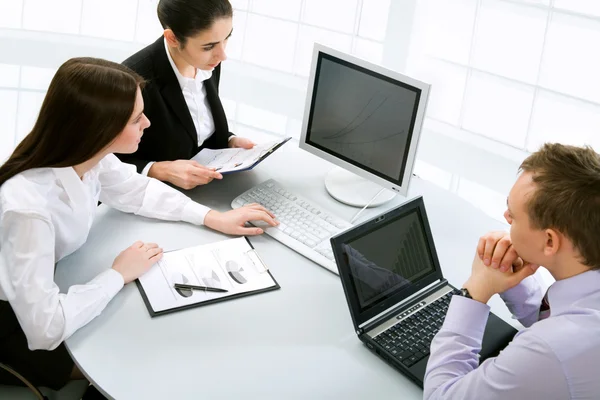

left=324, top=167, right=396, bottom=208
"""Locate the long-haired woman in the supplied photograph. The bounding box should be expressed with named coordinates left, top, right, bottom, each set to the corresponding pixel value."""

left=0, top=57, right=275, bottom=390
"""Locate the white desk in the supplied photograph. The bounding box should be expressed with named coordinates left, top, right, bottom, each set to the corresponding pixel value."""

left=55, top=143, right=519, bottom=399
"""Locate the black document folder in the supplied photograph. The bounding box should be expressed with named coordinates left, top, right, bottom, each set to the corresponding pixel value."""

left=136, top=237, right=279, bottom=317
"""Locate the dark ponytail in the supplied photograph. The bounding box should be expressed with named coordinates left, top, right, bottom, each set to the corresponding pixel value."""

left=157, top=0, right=233, bottom=45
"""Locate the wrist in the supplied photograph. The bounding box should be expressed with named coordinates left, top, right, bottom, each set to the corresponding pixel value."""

left=203, top=210, right=220, bottom=231
left=111, top=265, right=128, bottom=284
left=462, top=278, right=494, bottom=304
left=148, top=161, right=169, bottom=181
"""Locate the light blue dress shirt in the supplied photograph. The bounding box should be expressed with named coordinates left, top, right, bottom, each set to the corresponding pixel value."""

left=424, top=269, right=600, bottom=400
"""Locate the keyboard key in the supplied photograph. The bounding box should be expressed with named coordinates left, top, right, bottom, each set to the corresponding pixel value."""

left=397, top=343, right=409, bottom=351
left=397, top=351, right=413, bottom=361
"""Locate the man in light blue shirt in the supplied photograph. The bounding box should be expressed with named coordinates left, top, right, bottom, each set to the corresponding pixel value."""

left=424, top=143, right=600, bottom=399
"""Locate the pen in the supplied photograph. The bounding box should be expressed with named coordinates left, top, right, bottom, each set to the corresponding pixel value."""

left=174, top=283, right=228, bottom=293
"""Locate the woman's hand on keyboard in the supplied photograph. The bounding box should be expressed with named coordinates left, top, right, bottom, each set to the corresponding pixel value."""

left=204, top=204, right=279, bottom=235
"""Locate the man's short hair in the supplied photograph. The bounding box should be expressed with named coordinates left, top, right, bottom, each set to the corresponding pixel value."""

left=520, top=143, right=600, bottom=269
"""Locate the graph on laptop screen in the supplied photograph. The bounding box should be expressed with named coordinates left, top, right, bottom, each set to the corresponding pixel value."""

left=299, top=44, right=430, bottom=208
left=342, top=209, right=435, bottom=312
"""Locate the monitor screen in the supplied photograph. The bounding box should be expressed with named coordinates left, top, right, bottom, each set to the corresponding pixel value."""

left=304, top=52, right=423, bottom=187
left=341, top=207, right=436, bottom=314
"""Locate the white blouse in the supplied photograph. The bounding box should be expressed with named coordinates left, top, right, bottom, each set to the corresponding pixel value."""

left=0, top=154, right=210, bottom=350
left=164, top=38, right=216, bottom=147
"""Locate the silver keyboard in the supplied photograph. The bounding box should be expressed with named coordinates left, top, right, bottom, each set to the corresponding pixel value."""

left=231, top=179, right=353, bottom=274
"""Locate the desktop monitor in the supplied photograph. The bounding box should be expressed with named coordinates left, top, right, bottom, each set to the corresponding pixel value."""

left=299, top=44, right=430, bottom=208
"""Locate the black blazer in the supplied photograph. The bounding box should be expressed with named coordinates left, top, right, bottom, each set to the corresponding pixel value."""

left=119, top=37, right=232, bottom=173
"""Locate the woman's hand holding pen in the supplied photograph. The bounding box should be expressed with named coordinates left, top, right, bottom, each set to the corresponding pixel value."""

left=204, top=204, right=279, bottom=235
left=149, top=160, right=222, bottom=190
left=112, top=241, right=163, bottom=284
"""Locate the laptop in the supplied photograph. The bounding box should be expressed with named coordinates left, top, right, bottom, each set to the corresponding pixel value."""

left=330, top=196, right=517, bottom=388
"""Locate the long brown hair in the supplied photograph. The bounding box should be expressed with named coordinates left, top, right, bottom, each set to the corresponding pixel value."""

left=0, top=57, right=144, bottom=186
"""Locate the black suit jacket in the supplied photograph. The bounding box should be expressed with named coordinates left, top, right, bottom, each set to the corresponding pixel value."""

left=119, top=37, right=232, bottom=172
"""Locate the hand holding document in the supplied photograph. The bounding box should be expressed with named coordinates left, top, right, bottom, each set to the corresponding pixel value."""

left=191, top=137, right=291, bottom=174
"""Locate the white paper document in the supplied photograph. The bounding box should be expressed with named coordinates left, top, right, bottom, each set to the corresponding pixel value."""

left=137, top=237, right=278, bottom=315
left=191, top=137, right=290, bottom=173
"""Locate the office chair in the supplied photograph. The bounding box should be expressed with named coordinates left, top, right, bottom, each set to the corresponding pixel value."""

left=0, top=362, right=88, bottom=400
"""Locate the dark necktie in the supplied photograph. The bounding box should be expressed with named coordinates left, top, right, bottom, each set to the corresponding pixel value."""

left=538, top=290, right=551, bottom=321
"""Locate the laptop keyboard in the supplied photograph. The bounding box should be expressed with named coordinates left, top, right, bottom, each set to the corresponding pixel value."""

left=373, top=290, right=458, bottom=368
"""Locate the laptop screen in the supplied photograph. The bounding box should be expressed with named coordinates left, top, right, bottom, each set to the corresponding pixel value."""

left=331, top=197, right=443, bottom=328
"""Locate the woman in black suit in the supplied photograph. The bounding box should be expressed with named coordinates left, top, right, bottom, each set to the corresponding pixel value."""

left=120, top=0, right=253, bottom=190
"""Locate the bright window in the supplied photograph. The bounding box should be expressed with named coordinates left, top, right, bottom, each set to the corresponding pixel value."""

left=408, top=0, right=600, bottom=153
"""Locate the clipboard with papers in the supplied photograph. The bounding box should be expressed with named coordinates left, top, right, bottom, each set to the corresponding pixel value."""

left=135, top=237, right=279, bottom=317
left=191, top=136, right=291, bottom=174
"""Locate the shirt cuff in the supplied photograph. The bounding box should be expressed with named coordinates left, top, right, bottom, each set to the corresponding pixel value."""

left=90, top=269, right=124, bottom=299
left=181, top=200, right=211, bottom=225
left=442, top=295, right=490, bottom=339
left=141, top=161, right=155, bottom=177
left=228, top=135, right=235, bottom=142
left=500, top=274, right=541, bottom=303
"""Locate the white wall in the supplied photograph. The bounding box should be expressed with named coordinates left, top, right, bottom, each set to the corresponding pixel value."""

left=3, top=0, right=598, bottom=224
